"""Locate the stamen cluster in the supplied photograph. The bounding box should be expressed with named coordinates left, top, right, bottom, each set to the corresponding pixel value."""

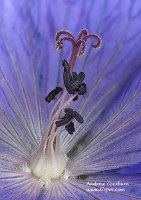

left=45, top=59, right=86, bottom=135
left=62, top=60, right=87, bottom=101
left=45, top=28, right=101, bottom=135
left=28, top=29, right=101, bottom=184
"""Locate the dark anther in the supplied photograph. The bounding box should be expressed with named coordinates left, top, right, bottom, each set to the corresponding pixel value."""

left=55, top=114, right=73, bottom=127
left=62, top=60, right=74, bottom=94
left=62, top=59, right=87, bottom=98
left=45, top=87, right=62, bottom=103
left=65, top=122, right=75, bottom=135
left=78, top=83, right=87, bottom=95
left=71, top=72, right=85, bottom=89
left=64, top=108, right=74, bottom=115
left=71, top=72, right=77, bottom=81
left=64, top=108, right=84, bottom=123
left=62, top=59, right=70, bottom=72
left=73, top=111, right=84, bottom=123
left=55, top=107, right=84, bottom=132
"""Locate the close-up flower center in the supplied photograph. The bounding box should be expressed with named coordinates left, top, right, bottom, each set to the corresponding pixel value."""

left=1, top=1, right=141, bottom=199
left=22, top=28, right=101, bottom=185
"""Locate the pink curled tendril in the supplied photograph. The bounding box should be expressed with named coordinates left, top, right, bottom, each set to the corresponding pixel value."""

left=55, top=28, right=102, bottom=71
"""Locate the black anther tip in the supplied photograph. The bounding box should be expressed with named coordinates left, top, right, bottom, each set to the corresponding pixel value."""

left=65, top=122, right=75, bottom=135
left=45, top=96, right=51, bottom=103
left=45, top=87, right=62, bottom=103
left=73, top=95, right=78, bottom=101
left=64, top=108, right=74, bottom=115
left=73, top=111, right=84, bottom=123
left=62, top=59, right=70, bottom=71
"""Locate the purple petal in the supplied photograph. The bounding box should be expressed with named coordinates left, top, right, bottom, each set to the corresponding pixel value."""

left=0, top=0, right=141, bottom=200
left=66, top=67, right=141, bottom=174
left=0, top=170, right=40, bottom=199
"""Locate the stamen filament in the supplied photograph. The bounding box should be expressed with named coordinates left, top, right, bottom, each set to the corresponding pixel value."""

left=41, top=94, right=76, bottom=154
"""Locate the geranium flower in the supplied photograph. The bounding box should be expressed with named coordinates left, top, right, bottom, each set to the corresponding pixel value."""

left=0, top=0, right=141, bottom=199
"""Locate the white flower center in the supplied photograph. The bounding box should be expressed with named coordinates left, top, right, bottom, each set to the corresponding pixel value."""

left=29, top=150, right=68, bottom=181
left=22, top=92, right=73, bottom=185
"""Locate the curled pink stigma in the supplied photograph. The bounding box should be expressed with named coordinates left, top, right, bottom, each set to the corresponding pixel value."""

left=55, top=28, right=102, bottom=71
